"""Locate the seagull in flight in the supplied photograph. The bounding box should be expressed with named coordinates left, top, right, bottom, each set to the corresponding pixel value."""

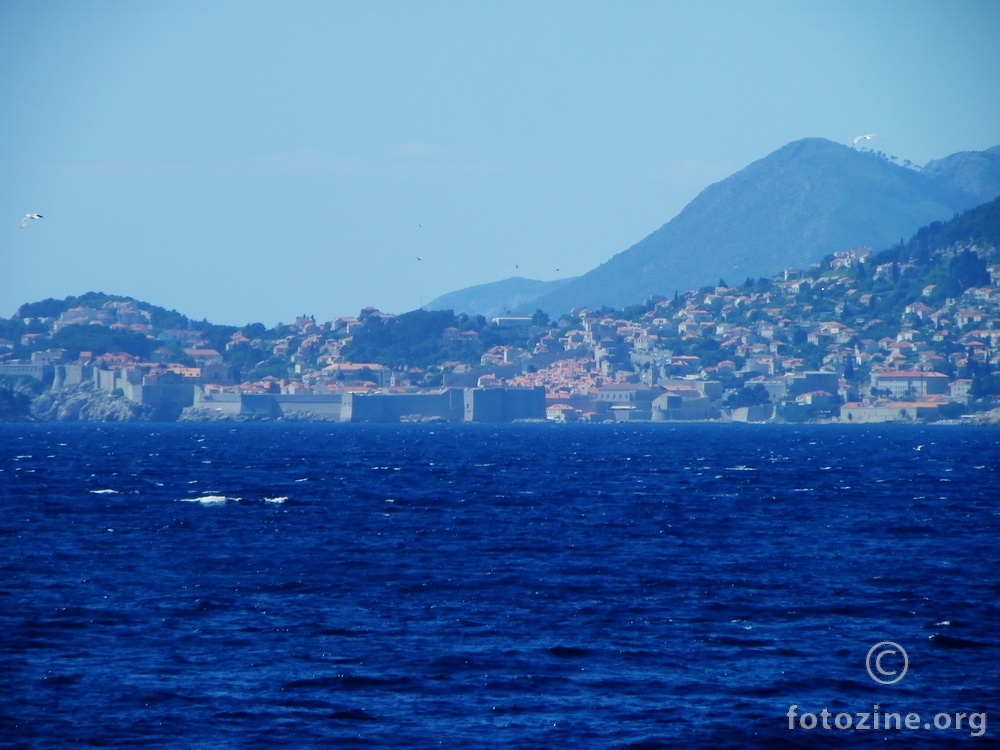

left=20, top=213, right=43, bottom=229
left=852, top=133, right=877, bottom=146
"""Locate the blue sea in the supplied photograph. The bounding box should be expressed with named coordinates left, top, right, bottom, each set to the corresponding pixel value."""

left=2, top=422, right=998, bottom=748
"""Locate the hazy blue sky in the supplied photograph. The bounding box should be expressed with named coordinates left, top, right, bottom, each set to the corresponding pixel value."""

left=3, top=0, right=999, bottom=325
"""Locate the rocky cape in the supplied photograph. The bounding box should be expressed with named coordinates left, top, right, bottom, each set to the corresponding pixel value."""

left=30, top=383, right=153, bottom=422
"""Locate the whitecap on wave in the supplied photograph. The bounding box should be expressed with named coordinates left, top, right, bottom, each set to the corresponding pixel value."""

left=181, top=495, right=235, bottom=505
left=180, top=494, right=290, bottom=505
left=89, top=489, right=120, bottom=495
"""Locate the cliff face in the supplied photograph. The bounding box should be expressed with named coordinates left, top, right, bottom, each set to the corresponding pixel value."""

left=31, top=383, right=152, bottom=422
left=0, top=382, right=37, bottom=421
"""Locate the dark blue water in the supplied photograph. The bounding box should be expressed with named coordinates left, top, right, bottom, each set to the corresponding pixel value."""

left=2, top=423, right=998, bottom=748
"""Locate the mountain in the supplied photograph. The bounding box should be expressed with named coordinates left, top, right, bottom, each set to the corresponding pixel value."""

left=425, top=276, right=576, bottom=318
left=530, top=138, right=1000, bottom=315
left=921, top=145, right=1000, bottom=205
left=435, top=138, right=1000, bottom=317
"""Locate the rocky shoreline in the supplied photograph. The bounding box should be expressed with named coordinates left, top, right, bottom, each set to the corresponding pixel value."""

left=29, top=383, right=152, bottom=422
left=5, top=382, right=1000, bottom=425
left=964, top=407, right=1000, bottom=425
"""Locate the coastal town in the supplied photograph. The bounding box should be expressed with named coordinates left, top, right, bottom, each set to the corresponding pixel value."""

left=3, top=231, right=999, bottom=424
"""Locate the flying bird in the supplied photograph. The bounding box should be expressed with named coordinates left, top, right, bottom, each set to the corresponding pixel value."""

left=20, top=213, right=43, bottom=229
left=416, top=256, right=424, bottom=261
left=852, top=133, right=877, bottom=146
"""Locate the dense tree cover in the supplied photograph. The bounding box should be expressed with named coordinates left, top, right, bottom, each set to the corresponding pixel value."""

left=927, top=250, right=992, bottom=300
left=905, top=199, right=1000, bottom=259
left=0, top=316, right=24, bottom=342
left=242, top=322, right=268, bottom=339
left=339, top=307, right=549, bottom=368
left=50, top=326, right=154, bottom=359
left=17, top=292, right=131, bottom=320
left=15, top=293, right=192, bottom=332
left=971, top=372, right=1000, bottom=398
left=863, top=198, right=999, bottom=304
left=4, top=292, right=530, bottom=378
left=16, top=297, right=77, bottom=320
left=341, top=309, right=482, bottom=368
left=225, top=342, right=270, bottom=376
left=723, top=383, right=771, bottom=409
left=531, top=309, right=550, bottom=327
left=198, top=322, right=239, bottom=355
left=148, top=306, right=191, bottom=331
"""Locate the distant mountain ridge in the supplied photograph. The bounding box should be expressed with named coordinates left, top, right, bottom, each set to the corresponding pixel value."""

left=921, top=145, right=1000, bottom=204
left=425, top=276, right=575, bottom=319
left=430, top=138, right=1000, bottom=317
